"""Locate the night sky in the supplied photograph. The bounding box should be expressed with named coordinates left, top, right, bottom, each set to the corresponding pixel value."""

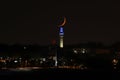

left=0, top=1, right=120, bottom=45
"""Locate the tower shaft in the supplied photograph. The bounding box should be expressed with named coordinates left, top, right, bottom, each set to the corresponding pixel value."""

left=60, top=36, right=64, bottom=48
left=59, top=27, right=64, bottom=48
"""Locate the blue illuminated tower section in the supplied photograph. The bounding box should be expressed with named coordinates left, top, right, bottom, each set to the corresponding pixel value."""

left=59, top=27, right=64, bottom=48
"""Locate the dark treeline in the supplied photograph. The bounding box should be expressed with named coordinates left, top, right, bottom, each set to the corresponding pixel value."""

left=0, top=44, right=49, bottom=57
left=0, top=42, right=120, bottom=57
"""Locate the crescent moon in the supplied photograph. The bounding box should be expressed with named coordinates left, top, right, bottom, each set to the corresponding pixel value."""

left=59, top=17, right=66, bottom=27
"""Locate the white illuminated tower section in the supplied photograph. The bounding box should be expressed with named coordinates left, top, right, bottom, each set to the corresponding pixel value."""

left=59, top=27, right=64, bottom=48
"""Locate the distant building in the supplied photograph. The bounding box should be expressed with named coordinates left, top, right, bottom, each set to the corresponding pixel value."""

left=95, top=48, right=110, bottom=54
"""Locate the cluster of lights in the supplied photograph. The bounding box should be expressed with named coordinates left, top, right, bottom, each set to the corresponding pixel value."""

left=112, top=59, right=118, bottom=66
left=73, top=48, right=87, bottom=54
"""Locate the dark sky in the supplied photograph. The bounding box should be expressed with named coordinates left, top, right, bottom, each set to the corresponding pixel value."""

left=0, top=1, right=120, bottom=45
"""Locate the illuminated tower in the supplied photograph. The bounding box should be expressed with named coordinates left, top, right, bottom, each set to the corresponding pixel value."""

left=54, top=17, right=66, bottom=67
left=59, top=27, right=64, bottom=48
left=59, top=17, right=66, bottom=48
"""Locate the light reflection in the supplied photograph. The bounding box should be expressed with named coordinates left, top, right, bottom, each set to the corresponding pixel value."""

left=112, top=59, right=118, bottom=65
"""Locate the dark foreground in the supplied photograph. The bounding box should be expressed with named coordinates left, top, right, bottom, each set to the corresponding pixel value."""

left=0, top=68, right=120, bottom=80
